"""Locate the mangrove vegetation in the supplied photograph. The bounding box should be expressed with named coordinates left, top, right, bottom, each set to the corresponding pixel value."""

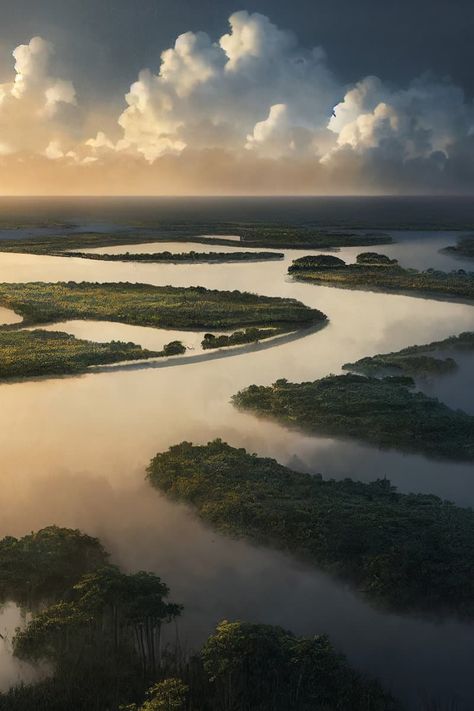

left=232, top=374, right=474, bottom=461
left=148, top=440, right=474, bottom=616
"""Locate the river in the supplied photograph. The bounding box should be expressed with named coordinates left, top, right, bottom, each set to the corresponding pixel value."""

left=0, top=201, right=473, bottom=708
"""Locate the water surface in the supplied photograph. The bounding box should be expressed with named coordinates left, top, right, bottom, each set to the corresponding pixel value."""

left=0, top=215, right=473, bottom=708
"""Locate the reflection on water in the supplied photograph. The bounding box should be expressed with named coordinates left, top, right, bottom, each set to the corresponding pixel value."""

left=0, top=230, right=473, bottom=708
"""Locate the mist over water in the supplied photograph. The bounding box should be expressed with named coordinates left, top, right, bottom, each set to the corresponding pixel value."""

left=0, top=198, right=474, bottom=708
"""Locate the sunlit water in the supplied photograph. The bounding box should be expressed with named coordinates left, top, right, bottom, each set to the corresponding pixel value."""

left=0, top=224, right=473, bottom=707
left=28, top=320, right=211, bottom=354
left=0, top=306, right=22, bottom=326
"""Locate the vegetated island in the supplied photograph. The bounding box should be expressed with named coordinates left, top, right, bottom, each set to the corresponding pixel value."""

left=148, top=440, right=474, bottom=618
left=288, top=252, right=474, bottom=301
left=0, top=282, right=323, bottom=332
left=62, top=249, right=284, bottom=263
left=0, top=329, right=186, bottom=381
left=442, top=234, right=474, bottom=259
left=0, top=526, right=396, bottom=711
left=232, top=374, right=474, bottom=461
left=0, top=224, right=393, bottom=255
left=343, top=331, right=474, bottom=377
left=0, top=282, right=326, bottom=379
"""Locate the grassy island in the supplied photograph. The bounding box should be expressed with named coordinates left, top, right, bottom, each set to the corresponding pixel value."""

left=0, top=526, right=396, bottom=711
left=0, top=329, right=168, bottom=380
left=148, top=440, right=474, bottom=617
left=288, top=253, right=474, bottom=301
left=62, top=249, right=284, bottom=263
left=0, top=282, right=324, bottom=332
left=232, top=374, right=474, bottom=461
left=442, top=234, right=474, bottom=259
left=344, top=331, right=474, bottom=377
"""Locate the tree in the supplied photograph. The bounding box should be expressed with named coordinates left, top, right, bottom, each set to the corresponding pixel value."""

left=122, top=679, right=188, bottom=711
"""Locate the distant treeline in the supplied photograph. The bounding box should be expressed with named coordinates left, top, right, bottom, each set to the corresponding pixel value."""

left=62, top=250, right=284, bottom=263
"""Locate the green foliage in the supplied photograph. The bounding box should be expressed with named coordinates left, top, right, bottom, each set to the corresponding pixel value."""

left=148, top=440, right=474, bottom=615
left=289, top=254, right=346, bottom=270
left=124, top=679, right=188, bottom=711
left=13, top=564, right=182, bottom=699
left=201, top=327, right=280, bottom=349
left=288, top=253, right=474, bottom=301
left=13, top=601, right=94, bottom=662
left=232, top=374, right=474, bottom=461
left=0, top=281, right=324, bottom=331
left=0, top=329, right=161, bottom=380
left=0, top=526, right=108, bottom=607
left=343, top=331, right=474, bottom=377
left=200, top=620, right=396, bottom=710
left=162, top=341, right=186, bottom=356
left=0, top=618, right=398, bottom=711
left=0, top=528, right=183, bottom=711
left=64, top=250, right=284, bottom=263
left=356, top=252, right=399, bottom=265
left=0, top=523, right=396, bottom=709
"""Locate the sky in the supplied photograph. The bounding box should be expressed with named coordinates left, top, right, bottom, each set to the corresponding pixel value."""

left=0, top=0, right=472, bottom=195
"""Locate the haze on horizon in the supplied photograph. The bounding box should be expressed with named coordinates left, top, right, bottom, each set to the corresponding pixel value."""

left=0, top=0, right=473, bottom=196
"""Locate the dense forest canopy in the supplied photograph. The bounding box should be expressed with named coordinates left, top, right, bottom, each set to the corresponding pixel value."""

left=232, top=374, right=474, bottom=461
left=0, top=526, right=395, bottom=711
left=148, top=440, right=474, bottom=616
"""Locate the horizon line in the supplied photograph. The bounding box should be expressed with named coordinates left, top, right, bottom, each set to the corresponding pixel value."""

left=0, top=193, right=473, bottom=199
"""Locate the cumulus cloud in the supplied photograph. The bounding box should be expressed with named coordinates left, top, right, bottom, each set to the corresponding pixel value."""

left=325, top=74, right=473, bottom=162
left=2, top=13, right=474, bottom=194
left=114, top=10, right=339, bottom=162
left=0, top=36, right=78, bottom=157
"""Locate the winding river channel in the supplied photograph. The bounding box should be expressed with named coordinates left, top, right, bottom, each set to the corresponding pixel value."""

left=0, top=213, right=473, bottom=708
